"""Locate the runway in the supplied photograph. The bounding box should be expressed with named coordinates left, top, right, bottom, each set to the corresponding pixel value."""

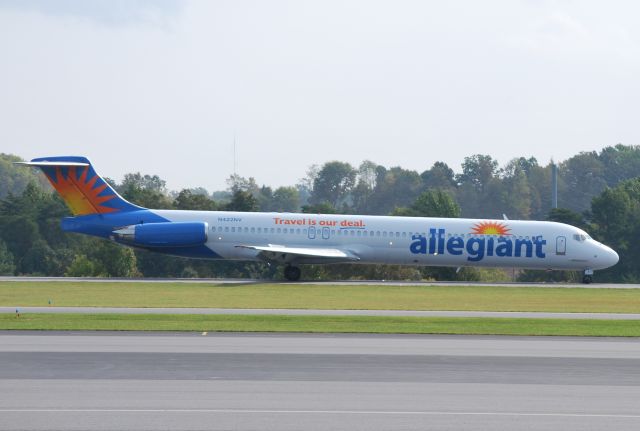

left=2, top=332, right=640, bottom=430
left=4, top=306, right=640, bottom=320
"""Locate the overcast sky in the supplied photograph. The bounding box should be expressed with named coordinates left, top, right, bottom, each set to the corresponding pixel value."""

left=1, top=0, right=638, bottom=192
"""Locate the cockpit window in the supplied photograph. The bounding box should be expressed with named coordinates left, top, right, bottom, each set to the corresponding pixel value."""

left=573, top=234, right=587, bottom=242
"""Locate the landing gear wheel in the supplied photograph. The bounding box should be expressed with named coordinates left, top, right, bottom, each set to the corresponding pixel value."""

left=582, top=275, right=593, bottom=284
left=284, top=266, right=301, bottom=282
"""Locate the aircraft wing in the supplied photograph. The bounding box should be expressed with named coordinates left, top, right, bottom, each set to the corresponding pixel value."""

left=235, top=244, right=360, bottom=264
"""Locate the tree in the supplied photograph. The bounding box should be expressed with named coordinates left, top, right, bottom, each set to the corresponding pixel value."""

left=91, top=241, right=139, bottom=277
left=118, top=172, right=173, bottom=209
left=225, top=190, right=259, bottom=212
left=351, top=161, right=379, bottom=213
left=393, top=190, right=460, bottom=218
left=0, top=240, right=15, bottom=275
left=456, top=155, right=500, bottom=192
left=271, top=187, right=300, bottom=212
left=421, top=162, right=456, bottom=190
left=558, top=152, right=607, bottom=213
left=455, top=155, right=501, bottom=218
left=301, top=202, right=338, bottom=214
left=0, top=153, right=50, bottom=198
left=497, top=158, right=536, bottom=219
left=366, top=166, right=423, bottom=215
left=309, top=161, right=356, bottom=208
left=590, top=178, right=640, bottom=282
left=65, top=254, right=103, bottom=277
left=598, top=144, right=640, bottom=187
left=174, top=189, right=217, bottom=211
left=20, top=240, right=64, bottom=275
left=548, top=208, right=588, bottom=230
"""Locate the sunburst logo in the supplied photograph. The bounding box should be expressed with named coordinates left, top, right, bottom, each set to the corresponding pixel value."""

left=46, top=166, right=117, bottom=216
left=471, top=221, right=511, bottom=236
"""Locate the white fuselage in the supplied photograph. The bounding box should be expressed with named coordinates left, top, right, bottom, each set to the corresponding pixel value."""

left=151, top=210, right=619, bottom=271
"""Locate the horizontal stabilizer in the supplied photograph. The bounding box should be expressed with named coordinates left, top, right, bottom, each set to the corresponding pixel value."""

left=15, top=161, right=90, bottom=167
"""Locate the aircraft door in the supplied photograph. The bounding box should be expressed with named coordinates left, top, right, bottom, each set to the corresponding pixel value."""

left=322, top=227, right=330, bottom=240
left=308, top=226, right=316, bottom=239
left=556, top=236, right=566, bottom=255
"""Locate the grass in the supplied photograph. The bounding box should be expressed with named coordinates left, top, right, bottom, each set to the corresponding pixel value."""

left=1, top=281, right=640, bottom=313
left=2, top=313, right=640, bottom=336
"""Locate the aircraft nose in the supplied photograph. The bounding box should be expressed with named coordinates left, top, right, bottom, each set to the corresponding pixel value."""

left=599, top=244, right=619, bottom=269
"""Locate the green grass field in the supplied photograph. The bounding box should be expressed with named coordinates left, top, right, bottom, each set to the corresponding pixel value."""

left=3, top=313, right=640, bottom=336
left=1, top=281, right=640, bottom=313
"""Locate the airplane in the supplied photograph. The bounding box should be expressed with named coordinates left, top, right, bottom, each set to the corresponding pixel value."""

left=18, top=156, right=619, bottom=283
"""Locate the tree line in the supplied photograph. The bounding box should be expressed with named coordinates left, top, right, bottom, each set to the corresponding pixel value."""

left=1, top=144, right=639, bottom=282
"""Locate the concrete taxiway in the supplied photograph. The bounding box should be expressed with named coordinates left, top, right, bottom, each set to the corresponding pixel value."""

left=1, top=332, right=640, bottom=430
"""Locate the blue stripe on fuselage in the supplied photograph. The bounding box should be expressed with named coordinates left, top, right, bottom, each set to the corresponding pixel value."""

left=61, top=210, right=222, bottom=259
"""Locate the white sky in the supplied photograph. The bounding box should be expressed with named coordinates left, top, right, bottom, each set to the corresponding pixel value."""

left=1, top=0, right=638, bottom=192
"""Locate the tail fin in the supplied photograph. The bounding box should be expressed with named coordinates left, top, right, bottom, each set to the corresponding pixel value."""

left=16, top=156, right=142, bottom=216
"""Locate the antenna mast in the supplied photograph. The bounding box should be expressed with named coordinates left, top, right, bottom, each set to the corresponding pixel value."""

left=233, top=131, right=237, bottom=176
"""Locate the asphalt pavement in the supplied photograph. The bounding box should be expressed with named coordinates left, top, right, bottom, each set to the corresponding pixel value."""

left=1, top=332, right=640, bottom=430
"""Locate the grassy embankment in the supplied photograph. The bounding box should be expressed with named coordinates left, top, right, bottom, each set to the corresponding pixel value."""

left=3, top=313, right=640, bottom=336
left=2, top=281, right=640, bottom=312
left=2, top=281, right=640, bottom=336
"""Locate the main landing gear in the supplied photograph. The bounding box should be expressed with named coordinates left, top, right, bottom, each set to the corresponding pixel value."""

left=582, top=269, right=594, bottom=284
left=284, top=265, right=301, bottom=282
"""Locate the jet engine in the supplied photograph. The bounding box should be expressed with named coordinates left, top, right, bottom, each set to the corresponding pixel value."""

left=113, top=222, right=208, bottom=247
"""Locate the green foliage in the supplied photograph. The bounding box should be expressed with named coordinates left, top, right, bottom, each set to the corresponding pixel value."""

left=225, top=189, right=259, bottom=212
left=270, top=187, right=300, bottom=212
left=548, top=208, right=588, bottom=230
left=0, top=154, right=50, bottom=198
left=590, top=178, right=640, bottom=282
left=174, top=189, right=217, bottom=211
left=420, top=162, right=456, bottom=193
left=0, top=240, right=15, bottom=275
left=309, top=161, right=357, bottom=207
left=119, top=172, right=173, bottom=209
left=301, top=202, right=338, bottom=214
left=65, top=254, right=104, bottom=277
left=558, top=151, right=607, bottom=214
left=393, top=190, right=460, bottom=218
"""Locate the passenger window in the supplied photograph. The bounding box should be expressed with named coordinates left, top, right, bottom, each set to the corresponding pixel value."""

left=350, top=230, right=355, bottom=236
left=251, top=227, right=255, bottom=233
left=218, top=227, right=223, bottom=232
left=231, top=227, right=236, bottom=233
left=270, top=228, right=275, bottom=234
left=257, top=227, right=262, bottom=233
left=225, top=227, right=229, bottom=232
left=383, top=231, right=387, bottom=237
left=357, top=231, right=362, bottom=237
left=277, top=228, right=281, bottom=234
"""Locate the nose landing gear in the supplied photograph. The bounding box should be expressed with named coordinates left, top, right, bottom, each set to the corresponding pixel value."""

left=284, top=265, right=301, bottom=282
left=582, top=269, right=594, bottom=284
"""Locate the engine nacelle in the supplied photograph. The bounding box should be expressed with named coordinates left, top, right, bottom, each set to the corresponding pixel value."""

left=113, top=222, right=208, bottom=248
